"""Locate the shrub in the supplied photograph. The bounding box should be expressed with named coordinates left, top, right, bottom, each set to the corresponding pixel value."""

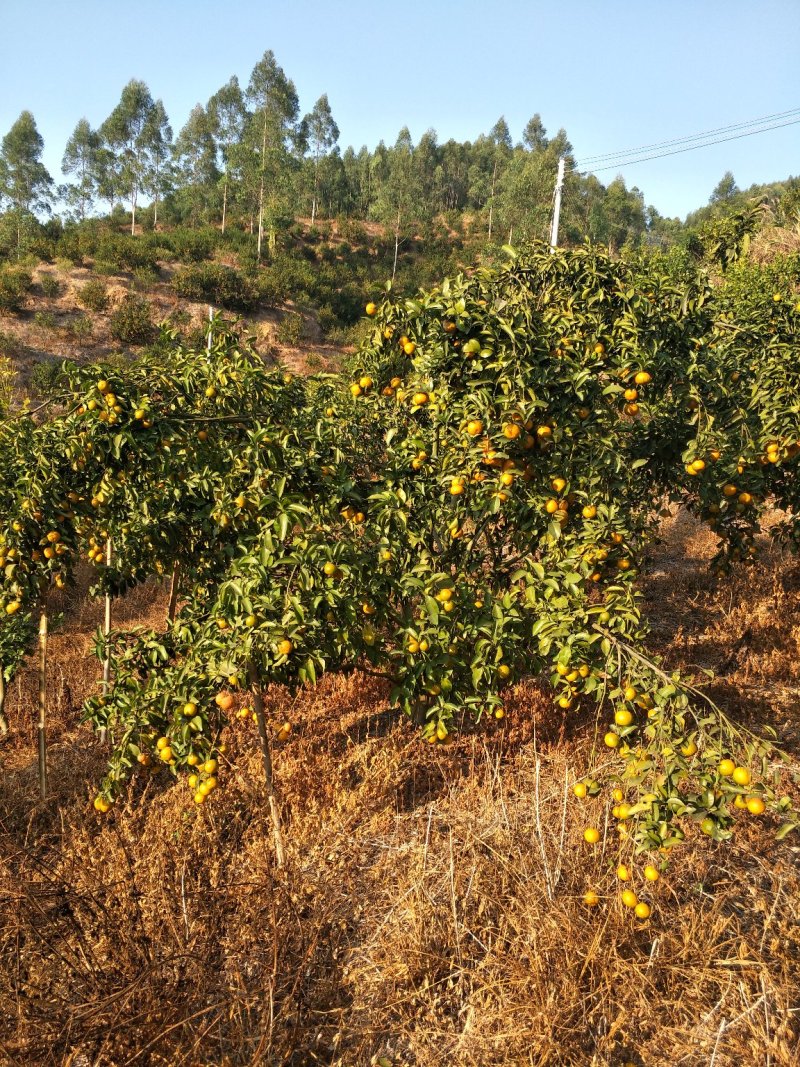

left=276, top=311, right=304, bottom=346
left=78, top=279, right=109, bottom=313
left=109, top=295, right=155, bottom=345
left=170, top=229, right=215, bottom=263
left=39, top=273, right=61, bottom=298
left=95, top=234, right=159, bottom=274
left=255, top=270, right=288, bottom=308
left=34, top=310, right=58, bottom=332
left=171, top=263, right=256, bottom=311
left=132, top=265, right=160, bottom=290
left=0, top=267, right=33, bottom=313
left=30, top=358, right=74, bottom=399
left=68, top=315, right=93, bottom=345
left=0, top=329, right=20, bottom=356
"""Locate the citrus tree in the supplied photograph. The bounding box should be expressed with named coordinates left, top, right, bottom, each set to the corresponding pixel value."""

left=0, top=245, right=797, bottom=860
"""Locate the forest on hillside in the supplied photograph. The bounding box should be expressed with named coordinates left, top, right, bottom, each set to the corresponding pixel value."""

left=1, top=47, right=799, bottom=270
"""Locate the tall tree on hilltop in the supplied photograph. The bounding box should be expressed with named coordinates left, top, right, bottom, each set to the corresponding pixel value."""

left=0, top=111, right=53, bottom=254
left=710, top=171, right=739, bottom=206
left=486, top=117, right=512, bottom=240
left=522, top=113, right=549, bottom=152
left=301, top=94, right=339, bottom=225
left=60, top=118, right=102, bottom=221
left=207, top=76, right=247, bottom=234
left=100, top=79, right=158, bottom=234
left=144, top=100, right=173, bottom=229
left=373, top=127, right=423, bottom=282
left=243, top=50, right=299, bottom=259
left=173, top=104, right=219, bottom=227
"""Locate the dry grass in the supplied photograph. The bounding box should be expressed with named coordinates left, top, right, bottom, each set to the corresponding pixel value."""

left=1, top=513, right=799, bottom=1066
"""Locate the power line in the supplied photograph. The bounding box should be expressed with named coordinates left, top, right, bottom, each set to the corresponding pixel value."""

left=580, top=116, right=800, bottom=174
left=577, top=106, right=800, bottom=167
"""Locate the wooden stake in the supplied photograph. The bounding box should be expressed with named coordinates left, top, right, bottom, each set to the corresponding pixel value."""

left=167, top=560, right=181, bottom=623
left=38, top=610, right=48, bottom=799
left=0, top=665, right=8, bottom=739
left=98, top=538, right=113, bottom=745
left=247, top=660, right=285, bottom=868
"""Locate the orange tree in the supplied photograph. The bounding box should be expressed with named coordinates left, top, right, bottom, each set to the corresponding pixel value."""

left=0, top=247, right=797, bottom=854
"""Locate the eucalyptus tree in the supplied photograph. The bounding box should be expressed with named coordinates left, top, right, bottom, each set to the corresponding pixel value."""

left=0, top=111, right=53, bottom=254
left=60, top=118, right=102, bottom=221
left=207, top=76, right=247, bottom=234
left=301, top=93, right=339, bottom=225
left=100, top=80, right=159, bottom=234
left=243, top=50, right=300, bottom=259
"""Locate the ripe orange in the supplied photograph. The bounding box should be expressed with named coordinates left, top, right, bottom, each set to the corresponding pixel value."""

left=365, top=302, right=377, bottom=316
left=583, top=828, right=600, bottom=844
left=732, top=766, right=751, bottom=787
left=621, top=889, right=638, bottom=908
left=583, top=890, right=599, bottom=906
left=573, top=781, right=588, bottom=799
left=718, top=758, right=735, bottom=777
left=277, top=639, right=293, bottom=656
left=746, top=796, right=765, bottom=815
left=634, top=901, right=651, bottom=919
left=604, top=731, right=620, bottom=748
left=617, top=864, right=631, bottom=881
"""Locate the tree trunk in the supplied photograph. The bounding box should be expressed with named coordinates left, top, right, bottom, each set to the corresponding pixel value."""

left=311, top=154, right=319, bottom=226
left=221, top=173, right=228, bottom=234
left=257, top=112, right=268, bottom=262
left=131, top=187, right=137, bottom=236
left=247, top=660, right=285, bottom=867
left=392, top=208, right=401, bottom=283
left=488, top=159, right=497, bottom=240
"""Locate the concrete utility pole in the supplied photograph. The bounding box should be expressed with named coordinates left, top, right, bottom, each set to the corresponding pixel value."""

left=549, top=156, right=566, bottom=249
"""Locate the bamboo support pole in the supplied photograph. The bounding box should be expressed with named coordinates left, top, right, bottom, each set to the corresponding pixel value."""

left=247, top=660, right=285, bottom=868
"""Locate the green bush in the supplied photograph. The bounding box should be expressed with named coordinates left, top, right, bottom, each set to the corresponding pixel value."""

left=276, top=311, right=304, bottom=346
left=0, top=267, right=33, bottom=313
left=170, top=229, right=216, bottom=263
left=109, top=295, right=155, bottom=345
left=255, top=269, right=288, bottom=308
left=68, top=315, right=93, bottom=345
left=30, top=358, right=75, bottom=399
left=39, top=273, right=61, bottom=298
left=0, top=329, right=21, bottom=356
left=171, top=263, right=256, bottom=310
left=34, top=310, right=58, bottom=331
left=95, top=234, right=159, bottom=274
left=78, top=278, right=109, bottom=313
left=132, top=265, right=160, bottom=290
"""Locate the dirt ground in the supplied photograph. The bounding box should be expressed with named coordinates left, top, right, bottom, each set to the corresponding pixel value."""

left=0, top=511, right=798, bottom=1066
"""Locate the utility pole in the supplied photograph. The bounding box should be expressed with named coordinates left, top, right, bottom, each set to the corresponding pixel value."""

left=549, top=156, right=566, bottom=249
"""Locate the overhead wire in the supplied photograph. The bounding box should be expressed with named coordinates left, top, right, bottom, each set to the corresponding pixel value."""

left=578, top=117, right=800, bottom=174
left=577, top=106, right=800, bottom=166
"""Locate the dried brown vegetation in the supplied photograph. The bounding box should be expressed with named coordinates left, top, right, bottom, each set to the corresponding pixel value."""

left=0, top=513, right=798, bottom=1066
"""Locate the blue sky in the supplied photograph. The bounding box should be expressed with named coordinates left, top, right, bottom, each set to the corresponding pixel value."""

left=1, top=0, right=798, bottom=220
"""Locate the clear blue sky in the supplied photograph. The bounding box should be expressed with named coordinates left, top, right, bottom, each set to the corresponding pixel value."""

left=1, top=0, right=798, bottom=220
